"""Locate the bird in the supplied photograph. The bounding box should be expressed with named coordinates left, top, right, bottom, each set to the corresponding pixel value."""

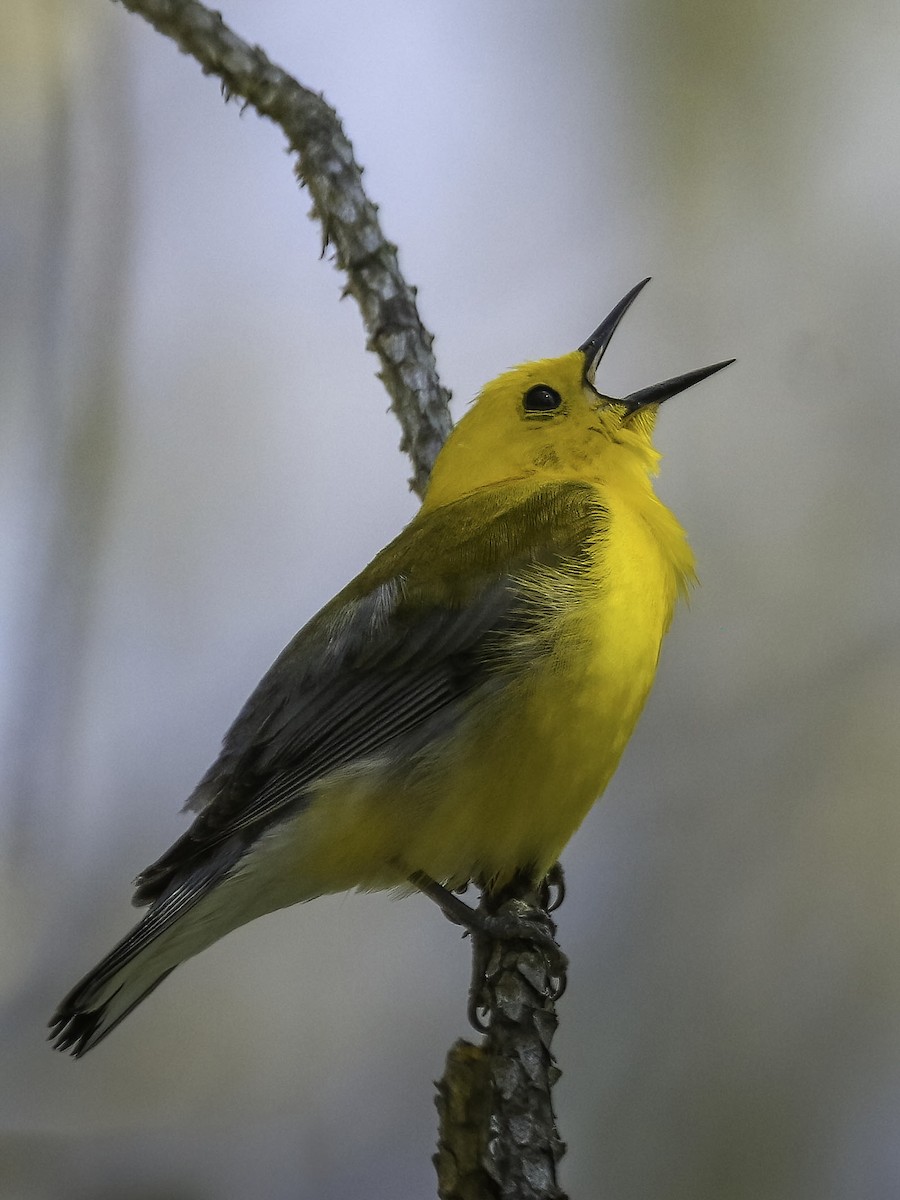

left=49, top=279, right=732, bottom=1056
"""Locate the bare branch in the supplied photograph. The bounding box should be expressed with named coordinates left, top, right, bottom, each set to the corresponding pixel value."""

left=111, top=3, right=566, bottom=1194
left=113, top=0, right=451, bottom=496
left=435, top=887, right=568, bottom=1200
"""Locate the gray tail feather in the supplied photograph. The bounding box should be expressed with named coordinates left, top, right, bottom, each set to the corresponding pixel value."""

left=49, top=968, right=176, bottom=1058
left=49, top=836, right=248, bottom=1057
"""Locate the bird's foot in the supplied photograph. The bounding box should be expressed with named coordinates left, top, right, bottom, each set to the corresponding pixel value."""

left=539, top=861, right=566, bottom=912
left=410, top=870, right=567, bottom=1032
left=466, top=898, right=568, bottom=1030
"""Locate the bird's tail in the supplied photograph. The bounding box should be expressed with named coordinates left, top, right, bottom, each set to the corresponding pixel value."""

left=50, top=838, right=248, bottom=1057
left=49, top=962, right=177, bottom=1057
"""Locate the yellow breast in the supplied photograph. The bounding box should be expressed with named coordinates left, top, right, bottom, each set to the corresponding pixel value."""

left=399, top=485, right=689, bottom=887
left=281, top=480, right=693, bottom=899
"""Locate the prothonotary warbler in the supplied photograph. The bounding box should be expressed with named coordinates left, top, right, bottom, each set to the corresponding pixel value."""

left=50, top=279, right=732, bottom=1055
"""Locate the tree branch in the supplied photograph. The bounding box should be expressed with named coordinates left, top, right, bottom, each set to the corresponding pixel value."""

left=435, top=886, right=567, bottom=1200
left=111, top=2, right=566, bottom=1194
left=113, top=0, right=451, bottom=497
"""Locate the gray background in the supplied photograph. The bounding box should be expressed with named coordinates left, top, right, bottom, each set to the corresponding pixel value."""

left=3, top=1, right=900, bottom=1197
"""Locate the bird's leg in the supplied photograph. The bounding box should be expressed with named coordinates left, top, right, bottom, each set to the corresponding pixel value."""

left=410, top=868, right=568, bottom=1032
left=410, top=871, right=482, bottom=928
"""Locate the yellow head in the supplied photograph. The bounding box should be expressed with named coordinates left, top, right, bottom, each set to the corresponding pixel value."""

left=424, top=279, right=733, bottom=509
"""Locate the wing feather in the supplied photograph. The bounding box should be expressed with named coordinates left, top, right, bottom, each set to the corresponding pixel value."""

left=132, top=482, right=601, bottom=906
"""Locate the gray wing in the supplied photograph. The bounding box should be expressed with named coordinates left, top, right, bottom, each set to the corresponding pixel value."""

left=132, top=481, right=600, bottom=906
left=49, top=483, right=601, bottom=1055
left=47, top=565, right=539, bottom=1057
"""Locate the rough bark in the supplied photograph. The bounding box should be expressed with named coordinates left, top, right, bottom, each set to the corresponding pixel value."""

left=110, top=4, right=566, bottom=1195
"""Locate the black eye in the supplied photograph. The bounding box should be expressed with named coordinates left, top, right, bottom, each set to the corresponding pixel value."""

left=523, top=385, right=562, bottom=413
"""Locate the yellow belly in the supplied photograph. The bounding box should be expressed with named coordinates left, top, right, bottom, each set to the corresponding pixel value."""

left=407, top=497, right=678, bottom=885
left=280, top=492, right=681, bottom=897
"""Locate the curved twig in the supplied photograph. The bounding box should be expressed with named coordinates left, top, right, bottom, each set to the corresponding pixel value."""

left=113, top=0, right=451, bottom=496
left=435, top=885, right=567, bottom=1200
left=109, top=3, right=565, bottom=1195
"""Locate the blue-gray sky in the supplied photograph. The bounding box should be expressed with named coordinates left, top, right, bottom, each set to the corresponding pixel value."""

left=3, top=2, right=900, bottom=1197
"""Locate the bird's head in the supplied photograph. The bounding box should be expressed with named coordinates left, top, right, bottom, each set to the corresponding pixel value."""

left=423, top=279, right=733, bottom=508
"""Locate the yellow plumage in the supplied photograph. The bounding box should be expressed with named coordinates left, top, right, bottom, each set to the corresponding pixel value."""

left=296, top=353, right=695, bottom=894
left=50, top=280, right=730, bottom=1055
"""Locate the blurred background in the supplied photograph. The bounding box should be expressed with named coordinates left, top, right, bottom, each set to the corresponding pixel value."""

left=3, top=1, right=900, bottom=1197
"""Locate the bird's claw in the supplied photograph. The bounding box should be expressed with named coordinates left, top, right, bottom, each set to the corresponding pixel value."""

left=539, top=862, right=566, bottom=913
left=409, top=869, right=567, bottom=1033
left=465, top=901, right=568, bottom=1032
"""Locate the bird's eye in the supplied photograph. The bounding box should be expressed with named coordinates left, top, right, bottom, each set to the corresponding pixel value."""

left=523, top=385, right=562, bottom=413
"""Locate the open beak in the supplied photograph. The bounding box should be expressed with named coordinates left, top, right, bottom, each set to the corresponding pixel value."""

left=580, top=279, right=734, bottom=413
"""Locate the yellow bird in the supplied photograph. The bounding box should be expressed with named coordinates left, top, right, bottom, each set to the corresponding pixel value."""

left=50, top=279, right=731, bottom=1055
